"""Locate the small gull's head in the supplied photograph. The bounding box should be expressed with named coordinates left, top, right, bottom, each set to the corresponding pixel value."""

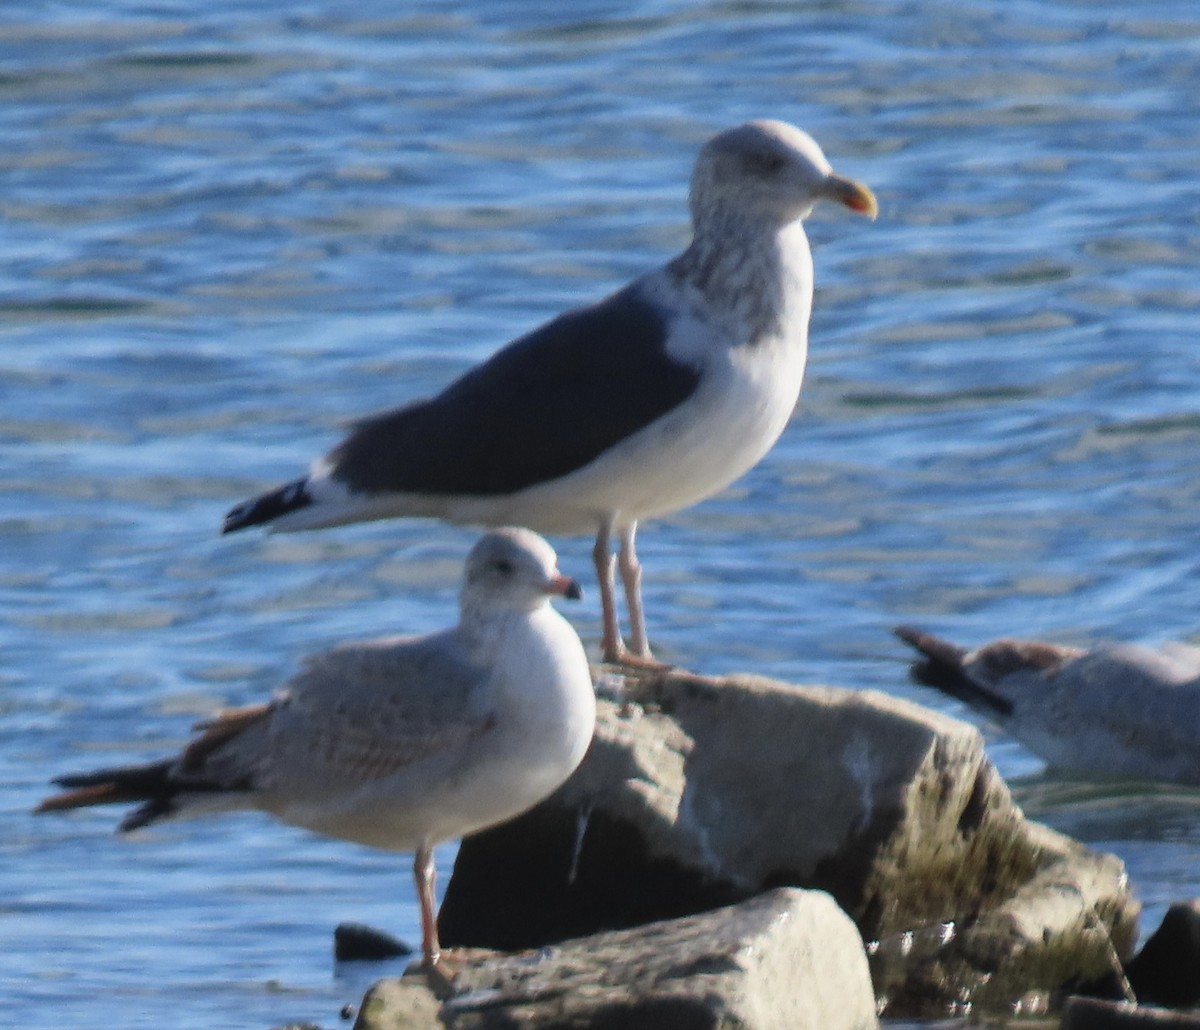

left=462, top=528, right=583, bottom=614
left=689, top=119, right=878, bottom=228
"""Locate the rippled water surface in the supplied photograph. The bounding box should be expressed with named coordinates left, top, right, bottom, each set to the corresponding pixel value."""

left=3, top=2, right=1200, bottom=1026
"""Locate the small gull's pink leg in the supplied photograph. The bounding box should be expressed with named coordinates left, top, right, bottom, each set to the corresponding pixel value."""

left=413, top=841, right=440, bottom=968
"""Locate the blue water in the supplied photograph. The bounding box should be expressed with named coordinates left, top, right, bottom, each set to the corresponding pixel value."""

left=3, top=2, right=1200, bottom=1026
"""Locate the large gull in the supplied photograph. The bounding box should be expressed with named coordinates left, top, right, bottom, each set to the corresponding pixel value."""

left=895, top=625, right=1200, bottom=785
left=37, top=528, right=595, bottom=968
left=222, top=120, right=878, bottom=665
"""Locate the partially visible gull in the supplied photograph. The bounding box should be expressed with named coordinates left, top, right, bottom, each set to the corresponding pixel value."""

left=222, top=119, right=878, bottom=665
left=895, top=625, right=1200, bottom=786
left=37, top=528, right=595, bottom=969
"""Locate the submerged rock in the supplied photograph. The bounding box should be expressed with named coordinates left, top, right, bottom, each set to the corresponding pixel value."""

left=356, top=887, right=878, bottom=1030
left=440, top=669, right=1139, bottom=1019
left=335, top=922, right=413, bottom=962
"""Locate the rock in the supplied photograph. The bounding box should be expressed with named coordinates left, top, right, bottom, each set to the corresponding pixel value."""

left=335, top=922, right=413, bottom=962
left=1126, top=900, right=1200, bottom=1008
left=1061, top=997, right=1200, bottom=1029
left=355, top=888, right=878, bottom=1030
left=355, top=977, right=442, bottom=1030
left=440, top=670, right=1139, bottom=1019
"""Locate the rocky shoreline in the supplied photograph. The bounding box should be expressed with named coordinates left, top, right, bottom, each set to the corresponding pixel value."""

left=336, top=668, right=1198, bottom=1029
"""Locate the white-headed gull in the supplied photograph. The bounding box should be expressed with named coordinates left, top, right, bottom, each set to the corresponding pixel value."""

left=38, top=528, right=596, bottom=968
left=222, top=120, right=877, bottom=665
left=896, top=625, right=1200, bottom=785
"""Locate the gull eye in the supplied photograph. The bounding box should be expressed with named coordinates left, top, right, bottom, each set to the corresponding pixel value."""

left=491, top=559, right=515, bottom=576
left=746, top=150, right=786, bottom=176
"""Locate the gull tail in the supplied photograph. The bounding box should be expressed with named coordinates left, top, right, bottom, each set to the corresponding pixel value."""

left=36, top=760, right=186, bottom=832
left=223, top=477, right=313, bottom=534
left=894, top=625, right=1014, bottom=717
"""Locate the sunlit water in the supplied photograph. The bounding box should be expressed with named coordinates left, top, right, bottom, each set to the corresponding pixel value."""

left=3, top=2, right=1199, bottom=1026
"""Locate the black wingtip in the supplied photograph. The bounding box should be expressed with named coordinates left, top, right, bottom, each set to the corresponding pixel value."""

left=894, top=623, right=975, bottom=694
left=894, top=625, right=967, bottom=667
left=118, top=799, right=174, bottom=833
left=894, top=625, right=1014, bottom=717
left=223, top=478, right=313, bottom=534
left=36, top=759, right=178, bottom=825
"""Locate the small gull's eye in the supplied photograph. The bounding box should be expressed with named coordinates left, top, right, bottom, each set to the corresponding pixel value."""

left=491, top=559, right=515, bottom=575
left=746, top=150, right=786, bottom=176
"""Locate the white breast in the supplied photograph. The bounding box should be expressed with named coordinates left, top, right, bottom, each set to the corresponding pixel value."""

left=270, top=606, right=596, bottom=851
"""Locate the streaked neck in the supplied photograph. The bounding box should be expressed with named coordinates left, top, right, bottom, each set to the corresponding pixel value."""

left=669, top=210, right=813, bottom=343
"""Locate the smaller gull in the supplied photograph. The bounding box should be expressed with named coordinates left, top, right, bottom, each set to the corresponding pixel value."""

left=37, top=528, right=595, bottom=969
left=222, top=119, right=878, bottom=665
left=895, top=625, right=1200, bottom=785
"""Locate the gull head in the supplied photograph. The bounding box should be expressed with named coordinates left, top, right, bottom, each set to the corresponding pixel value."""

left=462, top=528, right=582, bottom=615
left=689, top=119, right=878, bottom=228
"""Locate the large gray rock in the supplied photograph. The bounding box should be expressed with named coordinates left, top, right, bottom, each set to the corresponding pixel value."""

left=440, top=670, right=1139, bottom=1018
left=356, top=887, right=878, bottom=1030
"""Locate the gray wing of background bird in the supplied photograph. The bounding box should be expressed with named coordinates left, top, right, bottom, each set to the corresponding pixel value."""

left=1039, top=642, right=1200, bottom=732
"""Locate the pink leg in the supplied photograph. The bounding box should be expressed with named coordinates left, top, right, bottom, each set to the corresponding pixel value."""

left=413, top=841, right=440, bottom=967
left=618, top=522, right=651, bottom=659
left=593, top=521, right=625, bottom=663
left=595, top=520, right=671, bottom=670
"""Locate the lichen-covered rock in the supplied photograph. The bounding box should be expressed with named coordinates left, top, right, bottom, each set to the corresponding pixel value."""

left=440, top=670, right=1139, bottom=1018
left=355, top=977, right=441, bottom=1030
left=356, top=888, right=878, bottom=1030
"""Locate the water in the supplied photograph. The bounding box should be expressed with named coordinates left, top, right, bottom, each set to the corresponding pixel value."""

left=3, top=1, right=1199, bottom=1026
